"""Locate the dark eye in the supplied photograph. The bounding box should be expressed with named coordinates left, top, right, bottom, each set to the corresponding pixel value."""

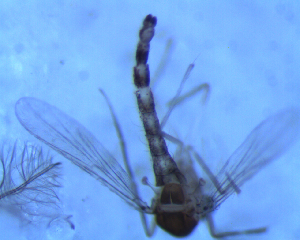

left=203, top=206, right=208, bottom=211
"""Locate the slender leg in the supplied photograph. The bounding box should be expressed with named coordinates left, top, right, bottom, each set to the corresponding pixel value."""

left=157, top=64, right=240, bottom=195
left=167, top=83, right=210, bottom=108
left=160, top=65, right=210, bottom=129
left=160, top=76, right=244, bottom=193
left=99, top=89, right=156, bottom=237
left=156, top=63, right=216, bottom=191
left=158, top=67, right=216, bottom=191
left=181, top=144, right=242, bottom=196
left=190, top=147, right=224, bottom=194
left=207, top=214, right=267, bottom=238
left=151, top=38, right=174, bottom=88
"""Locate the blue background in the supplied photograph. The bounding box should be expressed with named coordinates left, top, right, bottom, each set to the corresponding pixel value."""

left=1, top=1, right=300, bottom=239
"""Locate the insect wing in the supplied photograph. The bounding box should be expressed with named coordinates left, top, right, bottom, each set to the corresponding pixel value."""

left=213, top=109, right=300, bottom=207
left=15, top=97, right=146, bottom=210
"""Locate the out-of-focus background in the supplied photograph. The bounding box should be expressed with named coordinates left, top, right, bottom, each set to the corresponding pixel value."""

left=1, top=1, right=300, bottom=239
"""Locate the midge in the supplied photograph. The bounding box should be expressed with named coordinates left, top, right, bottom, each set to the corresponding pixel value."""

left=15, top=15, right=300, bottom=238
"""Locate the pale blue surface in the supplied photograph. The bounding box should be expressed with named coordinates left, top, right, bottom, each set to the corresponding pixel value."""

left=1, top=1, right=300, bottom=239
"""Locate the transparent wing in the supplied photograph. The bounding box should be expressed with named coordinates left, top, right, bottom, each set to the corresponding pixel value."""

left=15, top=97, right=148, bottom=211
left=211, top=109, right=300, bottom=207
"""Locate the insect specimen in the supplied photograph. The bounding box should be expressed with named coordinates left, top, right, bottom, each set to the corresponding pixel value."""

left=15, top=15, right=300, bottom=238
left=0, top=142, right=61, bottom=219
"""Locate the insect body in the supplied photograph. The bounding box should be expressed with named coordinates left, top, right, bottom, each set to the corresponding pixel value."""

left=15, top=15, right=300, bottom=238
left=133, top=14, right=300, bottom=237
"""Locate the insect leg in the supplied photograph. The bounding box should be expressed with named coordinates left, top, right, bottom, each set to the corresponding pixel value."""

left=99, top=89, right=156, bottom=237
left=166, top=83, right=210, bottom=112
left=191, top=148, right=224, bottom=194
left=151, top=38, right=174, bottom=88
left=160, top=62, right=210, bottom=130
left=206, top=213, right=267, bottom=238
